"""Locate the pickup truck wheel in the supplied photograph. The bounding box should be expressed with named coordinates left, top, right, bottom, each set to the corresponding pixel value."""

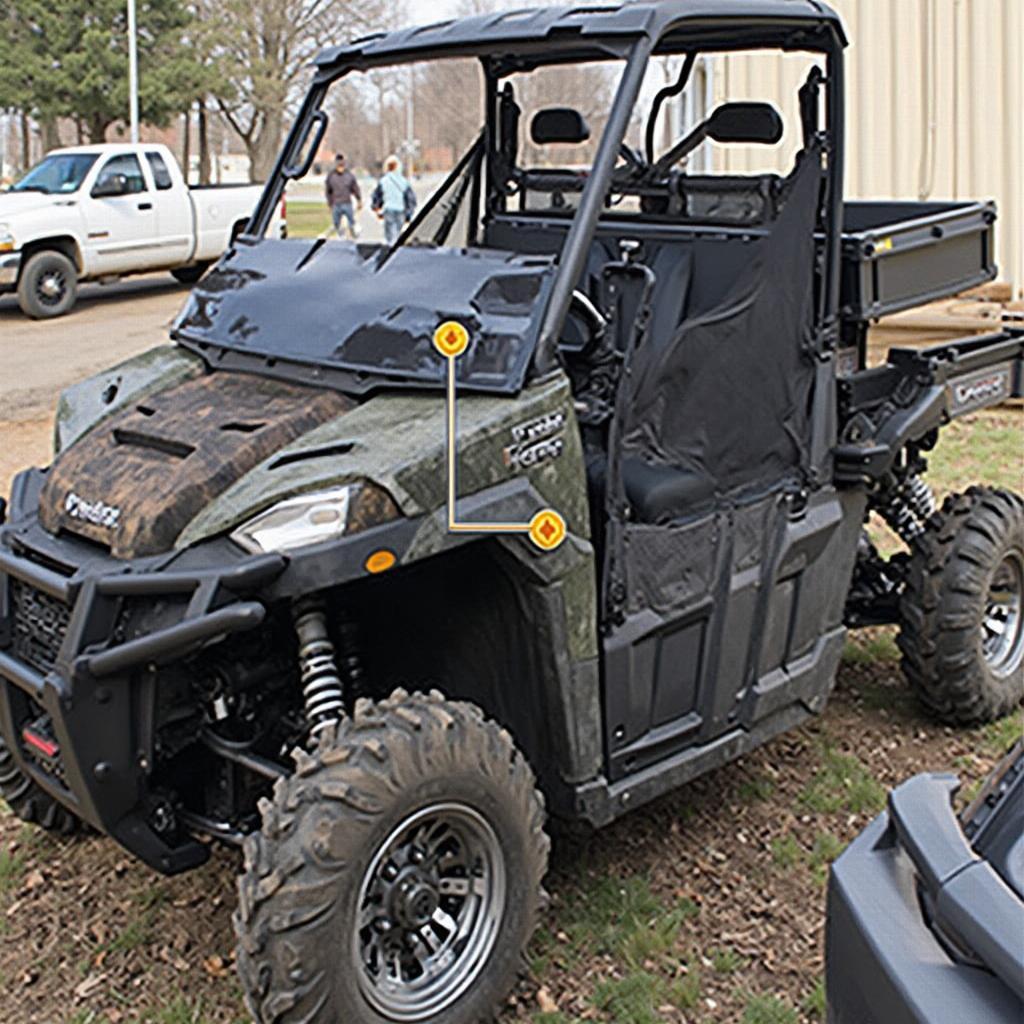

left=899, top=487, right=1024, bottom=725
left=171, top=262, right=211, bottom=285
left=0, top=732, right=82, bottom=836
left=234, top=689, right=549, bottom=1024
left=17, top=250, right=78, bottom=319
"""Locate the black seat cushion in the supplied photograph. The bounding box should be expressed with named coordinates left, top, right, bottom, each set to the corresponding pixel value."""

left=586, top=454, right=715, bottom=526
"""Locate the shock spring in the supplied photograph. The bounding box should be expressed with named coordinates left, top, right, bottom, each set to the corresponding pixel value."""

left=293, top=598, right=346, bottom=736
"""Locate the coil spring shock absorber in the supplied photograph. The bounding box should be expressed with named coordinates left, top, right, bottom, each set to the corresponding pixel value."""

left=293, top=598, right=346, bottom=736
left=877, top=472, right=937, bottom=544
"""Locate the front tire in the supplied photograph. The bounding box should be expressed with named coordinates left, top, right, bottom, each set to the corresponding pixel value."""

left=899, top=487, right=1024, bottom=725
left=171, top=262, right=211, bottom=285
left=17, top=250, right=78, bottom=319
left=0, top=732, right=82, bottom=836
left=234, top=690, right=549, bottom=1024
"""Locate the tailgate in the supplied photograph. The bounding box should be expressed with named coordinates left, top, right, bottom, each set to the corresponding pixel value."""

left=840, top=200, right=998, bottom=321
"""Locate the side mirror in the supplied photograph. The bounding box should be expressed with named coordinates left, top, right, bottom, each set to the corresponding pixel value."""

left=531, top=108, right=591, bottom=146
left=706, top=102, right=783, bottom=145
left=92, top=173, right=130, bottom=198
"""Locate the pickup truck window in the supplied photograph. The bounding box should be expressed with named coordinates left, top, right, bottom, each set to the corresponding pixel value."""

left=145, top=152, right=174, bottom=191
left=10, top=153, right=97, bottom=195
left=95, top=154, right=148, bottom=195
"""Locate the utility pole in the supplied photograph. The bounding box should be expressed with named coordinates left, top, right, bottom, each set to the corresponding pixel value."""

left=127, top=0, right=140, bottom=142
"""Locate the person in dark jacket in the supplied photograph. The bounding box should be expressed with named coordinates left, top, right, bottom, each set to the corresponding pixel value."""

left=325, top=154, right=362, bottom=239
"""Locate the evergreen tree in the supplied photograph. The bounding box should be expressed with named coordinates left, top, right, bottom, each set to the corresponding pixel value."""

left=0, top=0, right=209, bottom=144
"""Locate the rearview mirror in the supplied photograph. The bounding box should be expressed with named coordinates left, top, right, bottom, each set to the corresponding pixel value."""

left=706, top=102, right=783, bottom=145
left=531, top=108, right=591, bottom=146
left=92, top=173, right=130, bottom=198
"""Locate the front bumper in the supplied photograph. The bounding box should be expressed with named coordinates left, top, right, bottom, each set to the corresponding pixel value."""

left=0, top=250, right=21, bottom=288
left=0, top=468, right=420, bottom=873
left=826, top=774, right=1024, bottom=1024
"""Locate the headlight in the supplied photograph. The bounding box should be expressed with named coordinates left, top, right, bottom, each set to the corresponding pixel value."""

left=0, top=224, right=14, bottom=253
left=230, top=483, right=400, bottom=554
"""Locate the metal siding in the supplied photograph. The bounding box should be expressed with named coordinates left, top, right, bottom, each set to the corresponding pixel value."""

left=710, top=0, right=1022, bottom=296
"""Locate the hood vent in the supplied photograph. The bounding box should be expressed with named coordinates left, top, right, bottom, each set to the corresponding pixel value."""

left=38, top=371, right=354, bottom=559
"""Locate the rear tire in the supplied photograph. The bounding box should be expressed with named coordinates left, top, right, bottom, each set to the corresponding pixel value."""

left=171, top=262, right=211, bottom=285
left=899, top=487, right=1024, bottom=725
left=0, top=732, right=82, bottom=836
left=234, top=689, right=549, bottom=1024
left=17, top=250, right=78, bottom=319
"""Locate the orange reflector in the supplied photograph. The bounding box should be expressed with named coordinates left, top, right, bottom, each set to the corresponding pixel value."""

left=365, top=549, right=397, bottom=574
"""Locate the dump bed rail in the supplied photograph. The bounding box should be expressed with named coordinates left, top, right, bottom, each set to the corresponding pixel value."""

left=835, top=328, right=1023, bottom=486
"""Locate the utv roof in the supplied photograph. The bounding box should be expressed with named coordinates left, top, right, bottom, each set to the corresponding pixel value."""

left=315, top=1, right=846, bottom=73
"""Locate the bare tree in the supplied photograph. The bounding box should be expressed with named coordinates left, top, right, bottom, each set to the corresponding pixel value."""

left=199, top=0, right=387, bottom=182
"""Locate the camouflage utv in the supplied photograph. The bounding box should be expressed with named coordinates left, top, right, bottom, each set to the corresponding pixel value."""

left=1, top=3, right=1021, bottom=1022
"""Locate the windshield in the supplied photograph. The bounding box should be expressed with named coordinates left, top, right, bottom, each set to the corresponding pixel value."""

left=174, top=48, right=646, bottom=396
left=258, top=54, right=628, bottom=251
left=10, top=153, right=98, bottom=195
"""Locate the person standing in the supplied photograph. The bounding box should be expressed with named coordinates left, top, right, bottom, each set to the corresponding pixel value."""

left=325, top=154, right=362, bottom=239
left=371, top=155, right=417, bottom=245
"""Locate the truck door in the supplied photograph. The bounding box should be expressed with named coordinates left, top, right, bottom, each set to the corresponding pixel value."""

left=599, top=143, right=863, bottom=781
left=144, top=151, right=193, bottom=267
left=84, top=153, right=158, bottom=274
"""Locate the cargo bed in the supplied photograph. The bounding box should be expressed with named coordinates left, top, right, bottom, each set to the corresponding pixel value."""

left=839, top=200, right=997, bottom=322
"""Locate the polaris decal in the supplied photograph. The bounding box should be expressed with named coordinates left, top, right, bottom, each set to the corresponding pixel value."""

left=504, top=410, right=567, bottom=471
left=65, top=491, right=122, bottom=530
left=510, top=411, right=566, bottom=445
left=948, top=364, right=1012, bottom=416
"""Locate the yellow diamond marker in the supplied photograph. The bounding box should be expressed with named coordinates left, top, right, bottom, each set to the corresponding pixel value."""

left=434, top=320, right=470, bottom=359
left=529, top=509, right=567, bottom=551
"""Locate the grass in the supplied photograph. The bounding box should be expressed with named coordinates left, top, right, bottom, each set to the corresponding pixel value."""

left=809, top=832, right=847, bottom=885
left=770, top=834, right=803, bottom=869
left=541, top=874, right=697, bottom=970
left=802, top=978, right=827, bottom=1020
left=538, top=875, right=704, bottom=1021
left=922, top=410, right=1023, bottom=498
left=0, top=845, right=27, bottom=900
left=801, top=744, right=886, bottom=816
left=593, top=971, right=666, bottom=1024
left=976, top=714, right=1023, bottom=758
left=841, top=628, right=900, bottom=666
left=144, top=999, right=212, bottom=1024
left=285, top=200, right=334, bottom=239
left=736, top=772, right=776, bottom=803
left=710, top=946, right=746, bottom=973
left=741, top=993, right=800, bottom=1024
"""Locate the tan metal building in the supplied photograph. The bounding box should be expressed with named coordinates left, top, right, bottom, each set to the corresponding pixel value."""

left=703, top=0, right=1023, bottom=298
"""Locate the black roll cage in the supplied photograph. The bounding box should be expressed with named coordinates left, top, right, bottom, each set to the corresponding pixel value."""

left=249, top=10, right=847, bottom=365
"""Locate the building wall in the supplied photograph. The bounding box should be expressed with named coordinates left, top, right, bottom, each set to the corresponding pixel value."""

left=708, top=0, right=1023, bottom=297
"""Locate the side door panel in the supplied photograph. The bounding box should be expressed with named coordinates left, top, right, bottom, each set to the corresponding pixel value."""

left=144, top=151, right=193, bottom=266
left=598, top=143, right=854, bottom=782
left=84, top=154, right=157, bottom=274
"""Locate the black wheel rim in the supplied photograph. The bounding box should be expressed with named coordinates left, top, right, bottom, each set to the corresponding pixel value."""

left=354, top=802, right=507, bottom=1021
left=35, top=267, right=67, bottom=307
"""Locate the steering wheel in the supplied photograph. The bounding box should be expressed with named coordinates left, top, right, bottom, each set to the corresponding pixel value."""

left=559, top=290, right=608, bottom=362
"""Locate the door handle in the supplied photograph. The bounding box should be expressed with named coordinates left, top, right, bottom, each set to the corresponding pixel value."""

left=138, top=202, right=153, bottom=210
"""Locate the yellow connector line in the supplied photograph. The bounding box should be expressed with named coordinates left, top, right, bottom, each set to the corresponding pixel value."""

left=435, top=321, right=565, bottom=551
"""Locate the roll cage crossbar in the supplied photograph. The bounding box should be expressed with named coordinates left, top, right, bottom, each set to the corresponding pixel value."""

left=249, top=2, right=847, bottom=367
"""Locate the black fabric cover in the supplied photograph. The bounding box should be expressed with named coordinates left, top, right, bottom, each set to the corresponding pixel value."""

left=618, top=147, right=821, bottom=502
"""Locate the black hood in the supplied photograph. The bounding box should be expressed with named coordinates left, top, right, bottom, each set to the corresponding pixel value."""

left=172, top=238, right=556, bottom=397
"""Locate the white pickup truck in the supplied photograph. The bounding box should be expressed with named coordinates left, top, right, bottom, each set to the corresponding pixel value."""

left=0, top=143, right=283, bottom=319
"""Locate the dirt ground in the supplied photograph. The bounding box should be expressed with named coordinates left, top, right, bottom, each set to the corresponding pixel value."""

left=0, top=285, right=1021, bottom=1024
